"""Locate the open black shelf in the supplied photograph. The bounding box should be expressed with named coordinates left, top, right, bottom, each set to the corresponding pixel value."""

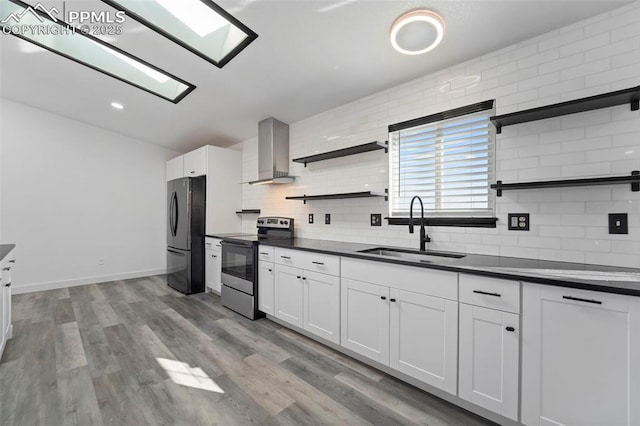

left=292, top=141, right=388, bottom=167
left=490, top=85, right=640, bottom=134
left=491, top=171, right=639, bottom=196
left=286, top=191, right=387, bottom=204
left=235, top=209, right=261, bottom=214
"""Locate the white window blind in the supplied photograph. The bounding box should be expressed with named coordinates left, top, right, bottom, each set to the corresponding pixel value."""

left=389, top=107, right=495, bottom=217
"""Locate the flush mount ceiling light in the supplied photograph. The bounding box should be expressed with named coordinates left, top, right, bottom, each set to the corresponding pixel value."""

left=111, top=102, right=124, bottom=110
left=102, top=0, right=258, bottom=68
left=0, top=0, right=195, bottom=103
left=390, top=9, right=445, bottom=55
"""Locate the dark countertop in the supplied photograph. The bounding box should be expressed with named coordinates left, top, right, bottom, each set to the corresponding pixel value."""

left=259, top=238, right=640, bottom=297
left=0, top=244, right=15, bottom=263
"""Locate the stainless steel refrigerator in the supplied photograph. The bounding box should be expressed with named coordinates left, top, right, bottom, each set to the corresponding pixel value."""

left=166, top=176, right=206, bottom=294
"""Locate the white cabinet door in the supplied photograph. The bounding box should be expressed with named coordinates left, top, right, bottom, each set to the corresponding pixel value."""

left=303, top=270, right=340, bottom=344
left=390, top=288, right=458, bottom=395
left=0, top=253, right=14, bottom=357
left=274, top=264, right=304, bottom=327
left=459, top=304, right=519, bottom=420
left=258, top=261, right=275, bottom=315
left=522, top=283, right=640, bottom=426
left=341, top=278, right=390, bottom=364
left=166, top=156, right=184, bottom=181
left=183, top=147, right=207, bottom=177
left=205, top=240, right=222, bottom=294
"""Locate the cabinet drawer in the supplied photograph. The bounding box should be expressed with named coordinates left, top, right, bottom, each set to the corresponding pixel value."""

left=258, top=245, right=275, bottom=262
left=275, top=248, right=303, bottom=267
left=459, top=274, right=520, bottom=313
left=342, top=257, right=457, bottom=301
left=299, top=252, right=340, bottom=276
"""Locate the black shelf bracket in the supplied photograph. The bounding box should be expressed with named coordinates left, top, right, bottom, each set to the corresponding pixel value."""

left=235, top=209, right=261, bottom=214
left=492, top=171, right=640, bottom=196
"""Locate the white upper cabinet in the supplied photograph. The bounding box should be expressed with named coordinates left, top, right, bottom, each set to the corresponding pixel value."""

left=166, top=156, right=184, bottom=181
left=522, top=283, right=640, bottom=426
left=183, top=146, right=208, bottom=177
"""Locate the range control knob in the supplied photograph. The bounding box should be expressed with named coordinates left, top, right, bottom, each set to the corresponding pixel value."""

left=284, top=221, right=288, bottom=225
left=280, top=221, right=284, bottom=225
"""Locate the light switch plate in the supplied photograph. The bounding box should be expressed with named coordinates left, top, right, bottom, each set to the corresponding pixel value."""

left=609, top=213, right=628, bottom=234
left=308, top=213, right=314, bottom=224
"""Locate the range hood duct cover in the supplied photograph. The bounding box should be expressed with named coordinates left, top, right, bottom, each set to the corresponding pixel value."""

left=250, top=117, right=293, bottom=185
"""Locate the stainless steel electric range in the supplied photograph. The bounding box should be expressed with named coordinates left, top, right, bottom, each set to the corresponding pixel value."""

left=219, top=217, right=294, bottom=319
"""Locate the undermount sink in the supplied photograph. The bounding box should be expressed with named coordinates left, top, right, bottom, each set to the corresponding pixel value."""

left=357, top=247, right=465, bottom=263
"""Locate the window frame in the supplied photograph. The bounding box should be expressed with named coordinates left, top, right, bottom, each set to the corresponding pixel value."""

left=387, top=100, right=497, bottom=228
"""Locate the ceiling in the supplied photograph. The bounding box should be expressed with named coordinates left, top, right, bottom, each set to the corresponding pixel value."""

left=0, top=0, right=632, bottom=153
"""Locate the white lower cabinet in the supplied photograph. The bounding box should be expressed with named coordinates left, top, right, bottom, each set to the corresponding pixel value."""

left=274, top=264, right=304, bottom=327
left=341, top=278, right=390, bottom=364
left=522, top=283, right=640, bottom=426
left=390, top=288, right=458, bottom=393
left=341, top=258, right=458, bottom=395
left=0, top=250, right=15, bottom=358
left=258, top=261, right=275, bottom=315
left=459, top=304, right=519, bottom=420
left=274, top=263, right=340, bottom=343
left=205, top=238, right=222, bottom=293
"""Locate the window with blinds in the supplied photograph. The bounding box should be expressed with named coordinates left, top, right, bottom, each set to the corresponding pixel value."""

left=388, top=102, right=495, bottom=217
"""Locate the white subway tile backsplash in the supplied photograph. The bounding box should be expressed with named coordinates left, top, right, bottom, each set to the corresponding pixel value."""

left=238, top=2, right=640, bottom=269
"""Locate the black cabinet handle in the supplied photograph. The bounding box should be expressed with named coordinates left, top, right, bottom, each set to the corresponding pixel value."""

left=563, top=295, right=602, bottom=305
left=8, top=260, right=15, bottom=264
left=281, top=256, right=291, bottom=259
left=268, top=269, right=272, bottom=272
left=302, top=277, right=307, bottom=280
left=260, top=252, right=270, bottom=255
left=381, top=296, right=386, bottom=300
left=312, top=261, right=324, bottom=265
left=390, top=298, right=397, bottom=302
left=505, top=326, right=515, bottom=332
left=5, top=282, right=10, bottom=287
left=296, top=276, right=301, bottom=279
left=211, top=255, right=217, bottom=258
left=473, top=290, right=501, bottom=297
left=2, top=267, right=10, bottom=271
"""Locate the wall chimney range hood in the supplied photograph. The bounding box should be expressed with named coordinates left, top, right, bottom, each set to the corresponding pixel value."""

left=248, top=117, right=295, bottom=185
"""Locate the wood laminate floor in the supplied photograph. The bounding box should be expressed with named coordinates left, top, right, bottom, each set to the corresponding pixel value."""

left=0, top=276, right=493, bottom=425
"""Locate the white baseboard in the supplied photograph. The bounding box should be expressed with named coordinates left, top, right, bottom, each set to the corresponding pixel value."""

left=11, top=268, right=167, bottom=294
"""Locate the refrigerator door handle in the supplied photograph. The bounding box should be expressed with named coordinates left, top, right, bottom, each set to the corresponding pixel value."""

left=169, top=191, right=175, bottom=236
left=172, top=191, right=179, bottom=237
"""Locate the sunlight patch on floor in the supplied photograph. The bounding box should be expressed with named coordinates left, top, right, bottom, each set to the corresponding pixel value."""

left=156, top=357, right=224, bottom=393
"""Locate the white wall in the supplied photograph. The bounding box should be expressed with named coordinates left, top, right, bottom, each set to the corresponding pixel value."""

left=0, top=99, right=180, bottom=293
left=240, top=1, right=640, bottom=268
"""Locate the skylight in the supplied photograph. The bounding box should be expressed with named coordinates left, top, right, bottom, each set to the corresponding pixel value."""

left=102, top=0, right=258, bottom=68
left=0, top=0, right=195, bottom=103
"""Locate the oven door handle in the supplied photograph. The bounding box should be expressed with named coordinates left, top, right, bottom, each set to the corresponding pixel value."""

left=221, top=240, right=253, bottom=249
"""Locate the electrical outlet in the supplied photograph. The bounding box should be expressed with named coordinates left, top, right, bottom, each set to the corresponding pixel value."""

left=98, top=258, right=105, bottom=265
left=308, top=213, right=314, bottom=224
left=508, top=213, right=529, bottom=231
left=371, top=213, right=382, bottom=227
left=609, top=213, right=628, bottom=234
left=325, top=214, right=331, bottom=225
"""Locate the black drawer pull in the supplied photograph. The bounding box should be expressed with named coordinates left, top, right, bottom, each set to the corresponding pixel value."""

left=281, top=256, right=291, bottom=259
left=5, top=282, right=10, bottom=287
left=2, top=267, right=10, bottom=271
left=296, top=276, right=301, bottom=279
left=8, top=260, right=15, bottom=264
left=259, top=252, right=270, bottom=255
left=505, top=326, right=515, bottom=332
left=381, top=296, right=386, bottom=300
left=302, top=277, right=307, bottom=280
left=563, top=295, right=602, bottom=305
left=268, top=269, right=272, bottom=272
left=473, top=290, right=501, bottom=297
left=390, top=298, right=397, bottom=302
left=211, top=255, right=217, bottom=258
left=312, top=261, right=324, bottom=265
